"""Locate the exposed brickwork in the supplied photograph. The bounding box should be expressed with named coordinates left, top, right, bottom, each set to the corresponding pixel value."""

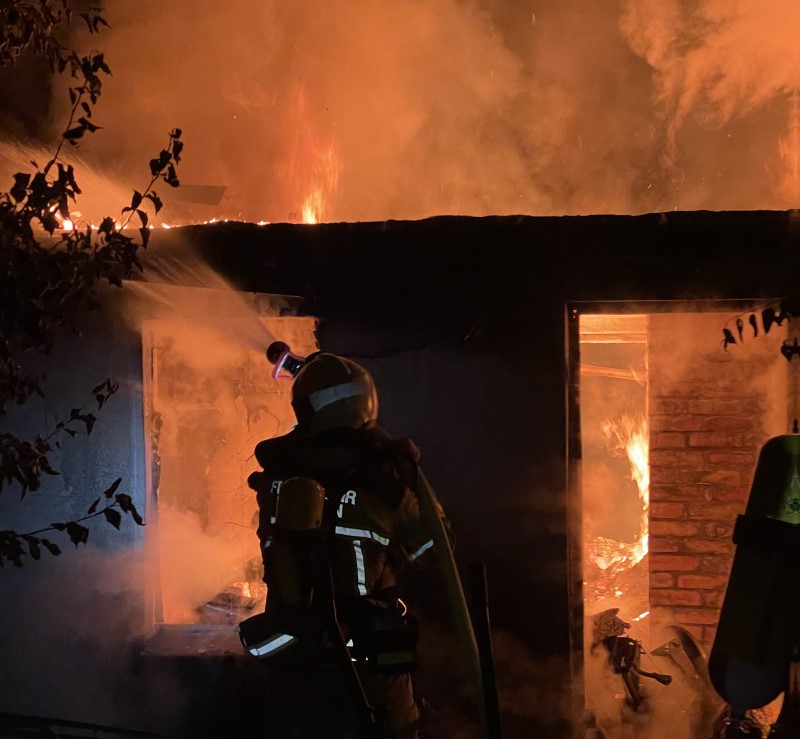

left=647, top=313, right=786, bottom=651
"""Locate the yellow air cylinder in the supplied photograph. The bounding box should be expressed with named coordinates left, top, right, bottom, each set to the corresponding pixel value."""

left=710, top=435, right=800, bottom=711
left=276, top=477, right=325, bottom=531
left=269, top=477, right=326, bottom=609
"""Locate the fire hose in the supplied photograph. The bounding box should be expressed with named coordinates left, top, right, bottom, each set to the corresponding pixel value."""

left=414, top=469, right=490, bottom=733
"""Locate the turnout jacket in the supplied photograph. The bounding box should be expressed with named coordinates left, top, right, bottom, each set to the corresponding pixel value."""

left=248, top=425, right=440, bottom=608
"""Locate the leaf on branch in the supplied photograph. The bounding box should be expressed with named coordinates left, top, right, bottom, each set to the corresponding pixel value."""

left=69, top=409, right=97, bottom=435
left=115, top=492, right=131, bottom=510
left=40, top=538, right=61, bottom=556
left=164, top=164, right=180, bottom=188
left=136, top=209, right=148, bottom=228
left=103, top=507, right=122, bottom=529
left=145, top=191, right=163, bottom=214
left=76, top=116, right=100, bottom=133
left=149, top=150, right=172, bottom=177
left=98, top=216, right=115, bottom=236
left=10, top=172, right=30, bottom=202
left=22, top=535, right=41, bottom=560
left=66, top=521, right=89, bottom=546
left=115, top=494, right=145, bottom=526
left=63, top=125, right=85, bottom=143
left=92, top=53, right=110, bottom=75
left=140, top=227, right=150, bottom=249
left=51, top=522, right=67, bottom=532
left=0, top=532, right=25, bottom=568
left=57, top=163, right=82, bottom=196
left=129, top=190, right=143, bottom=211
left=170, top=128, right=182, bottom=140
left=81, top=101, right=92, bottom=118
left=102, top=477, right=122, bottom=499
left=87, top=497, right=100, bottom=514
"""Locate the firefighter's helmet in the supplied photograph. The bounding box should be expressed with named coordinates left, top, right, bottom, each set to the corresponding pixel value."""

left=291, top=353, right=378, bottom=434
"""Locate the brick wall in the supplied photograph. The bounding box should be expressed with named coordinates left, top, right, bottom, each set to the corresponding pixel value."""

left=648, top=313, right=786, bottom=648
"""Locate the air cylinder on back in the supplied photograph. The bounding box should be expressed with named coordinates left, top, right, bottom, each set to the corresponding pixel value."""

left=709, top=435, right=800, bottom=712
left=270, top=476, right=326, bottom=609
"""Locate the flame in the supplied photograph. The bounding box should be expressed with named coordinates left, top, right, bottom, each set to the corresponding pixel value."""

left=299, top=146, right=340, bottom=224
left=593, top=413, right=650, bottom=571
left=48, top=204, right=75, bottom=231
left=278, top=85, right=342, bottom=224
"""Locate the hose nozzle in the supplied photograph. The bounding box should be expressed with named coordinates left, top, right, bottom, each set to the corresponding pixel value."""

left=266, top=341, right=307, bottom=380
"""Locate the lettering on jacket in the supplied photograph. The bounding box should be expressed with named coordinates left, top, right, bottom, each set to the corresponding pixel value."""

left=337, top=489, right=358, bottom=519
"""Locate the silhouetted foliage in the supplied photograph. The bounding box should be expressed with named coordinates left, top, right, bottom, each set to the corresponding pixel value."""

left=0, top=1, right=182, bottom=565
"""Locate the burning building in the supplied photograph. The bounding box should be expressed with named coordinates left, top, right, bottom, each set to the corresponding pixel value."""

left=6, top=1, right=800, bottom=738
left=6, top=209, right=799, bottom=739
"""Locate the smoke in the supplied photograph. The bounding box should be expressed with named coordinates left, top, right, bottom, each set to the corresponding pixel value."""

left=0, top=544, right=184, bottom=732
left=584, top=611, right=722, bottom=739
left=622, top=0, right=800, bottom=138
left=5, top=0, right=800, bottom=219
left=415, top=616, right=573, bottom=737
left=621, top=0, right=800, bottom=208
left=63, top=0, right=535, bottom=222
left=650, top=310, right=789, bottom=438
left=3, top=0, right=748, bottom=222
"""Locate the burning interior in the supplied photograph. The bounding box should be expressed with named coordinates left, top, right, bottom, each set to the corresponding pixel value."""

left=572, top=304, right=790, bottom=735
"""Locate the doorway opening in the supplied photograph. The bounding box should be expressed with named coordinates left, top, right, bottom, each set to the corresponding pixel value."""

left=568, top=301, right=789, bottom=737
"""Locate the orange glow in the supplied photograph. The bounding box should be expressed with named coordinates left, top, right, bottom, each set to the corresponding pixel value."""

left=778, top=89, right=800, bottom=202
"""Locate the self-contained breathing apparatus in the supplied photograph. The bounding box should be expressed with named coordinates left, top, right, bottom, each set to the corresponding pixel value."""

left=238, top=474, right=419, bottom=675
left=239, top=344, right=423, bottom=739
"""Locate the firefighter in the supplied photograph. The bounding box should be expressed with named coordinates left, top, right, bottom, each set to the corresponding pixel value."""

left=244, top=352, right=445, bottom=738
